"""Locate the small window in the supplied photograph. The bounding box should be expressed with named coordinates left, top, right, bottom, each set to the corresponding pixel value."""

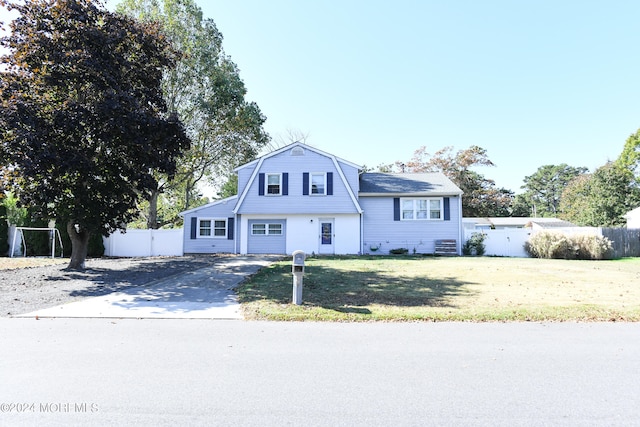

left=252, top=224, right=266, bottom=235
left=252, top=223, right=283, bottom=235
left=417, top=200, right=428, bottom=219
left=199, top=218, right=226, bottom=238
left=268, top=224, right=282, bottom=235
left=429, top=200, right=441, bottom=219
left=199, top=220, right=211, bottom=237
left=311, top=173, right=326, bottom=195
left=402, top=199, right=414, bottom=220
left=213, top=220, right=227, bottom=237
left=266, top=173, right=281, bottom=195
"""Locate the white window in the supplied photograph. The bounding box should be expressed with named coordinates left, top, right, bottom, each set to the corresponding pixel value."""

left=252, top=223, right=283, bottom=236
left=266, top=173, right=281, bottom=195
left=401, top=198, right=443, bottom=221
left=310, top=173, right=326, bottom=195
left=429, top=199, right=441, bottom=219
left=402, top=199, right=415, bottom=220
left=199, top=218, right=227, bottom=238
left=417, top=200, right=429, bottom=219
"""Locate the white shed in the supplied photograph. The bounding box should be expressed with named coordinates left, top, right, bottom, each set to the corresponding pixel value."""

left=624, top=207, right=640, bottom=228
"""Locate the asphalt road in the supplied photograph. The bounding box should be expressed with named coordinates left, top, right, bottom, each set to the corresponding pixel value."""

left=1, top=319, right=639, bottom=426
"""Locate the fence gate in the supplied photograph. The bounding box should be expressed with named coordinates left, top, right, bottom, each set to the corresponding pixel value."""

left=103, top=229, right=184, bottom=257
left=464, top=229, right=531, bottom=257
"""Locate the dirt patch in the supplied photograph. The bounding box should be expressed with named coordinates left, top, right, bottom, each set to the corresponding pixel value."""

left=0, top=256, right=221, bottom=317
left=0, top=257, right=68, bottom=270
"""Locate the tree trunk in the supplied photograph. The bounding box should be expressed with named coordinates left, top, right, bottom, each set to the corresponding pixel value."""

left=147, top=189, right=159, bottom=229
left=66, top=221, right=90, bottom=270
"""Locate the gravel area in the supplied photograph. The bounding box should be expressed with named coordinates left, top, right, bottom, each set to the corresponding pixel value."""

left=0, top=255, right=223, bottom=317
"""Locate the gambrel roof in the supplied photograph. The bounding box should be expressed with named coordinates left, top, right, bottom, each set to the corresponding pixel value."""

left=233, top=142, right=363, bottom=214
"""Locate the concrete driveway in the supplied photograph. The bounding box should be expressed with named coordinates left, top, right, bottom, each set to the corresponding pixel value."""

left=18, top=256, right=280, bottom=320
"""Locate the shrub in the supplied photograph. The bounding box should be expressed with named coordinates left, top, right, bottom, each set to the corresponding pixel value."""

left=525, top=231, right=613, bottom=260
left=389, top=248, right=408, bottom=255
left=463, top=232, right=487, bottom=256
left=22, top=209, right=50, bottom=256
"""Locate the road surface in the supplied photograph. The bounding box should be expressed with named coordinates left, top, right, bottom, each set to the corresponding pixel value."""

left=1, top=319, right=639, bottom=426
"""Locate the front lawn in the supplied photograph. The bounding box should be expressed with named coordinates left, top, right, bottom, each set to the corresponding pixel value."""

left=237, top=256, right=640, bottom=322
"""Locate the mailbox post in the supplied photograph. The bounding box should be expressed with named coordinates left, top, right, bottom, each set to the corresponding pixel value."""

left=291, top=250, right=306, bottom=305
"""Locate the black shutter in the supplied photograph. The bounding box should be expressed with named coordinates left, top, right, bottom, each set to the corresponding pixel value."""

left=443, top=197, right=450, bottom=221
left=303, top=173, right=309, bottom=195
left=327, top=172, right=333, bottom=195
left=282, top=173, right=289, bottom=195
left=227, top=217, right=235, bottom=240
left=258, top=173, right=265, bottom=196
left=190, top=217, right=197, bottom=239
left=393, top=198, right=400, bottom=221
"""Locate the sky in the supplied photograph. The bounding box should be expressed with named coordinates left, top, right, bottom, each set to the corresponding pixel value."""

left=4, top=1, right=640, bottom=193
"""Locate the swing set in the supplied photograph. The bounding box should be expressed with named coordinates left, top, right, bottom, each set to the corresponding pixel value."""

left=10, top=227, right=64, bottom=258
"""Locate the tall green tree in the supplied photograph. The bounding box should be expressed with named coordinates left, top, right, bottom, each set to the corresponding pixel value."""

left=510, top=193, right=534, bottom=217
left=0, top=0, right=189, bottom=269
left=520, top=164, right=588, bottom=217
left=616, top=128, right=640, bottom=177
left=558, top=174, right=594, bottom=225
left=117, top=0, right=270, bottom=228
left=401, top=145, right=513, bottom=217
left=559, top=163, right=640, bottom=226
left=218, top=174, right=239, bottom=200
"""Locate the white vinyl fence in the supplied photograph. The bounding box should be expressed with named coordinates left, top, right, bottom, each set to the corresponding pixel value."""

left=103, top=229, right=183, bottom=257
left=465, top=229, right=531, bottom=257
left=463, top=226, right=617, bottom=258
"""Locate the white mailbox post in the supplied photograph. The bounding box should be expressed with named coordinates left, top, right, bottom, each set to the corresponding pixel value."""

left=291, top=250, right=306, bottom=305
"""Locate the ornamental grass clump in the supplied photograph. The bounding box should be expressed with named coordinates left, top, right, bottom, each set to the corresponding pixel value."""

left=525, top=231, right=613, bottom=260
left=571, top=234, right=613, bottom=260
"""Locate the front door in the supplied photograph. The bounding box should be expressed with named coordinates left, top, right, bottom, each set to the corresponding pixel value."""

left=319, top=218, right=335, bottom=254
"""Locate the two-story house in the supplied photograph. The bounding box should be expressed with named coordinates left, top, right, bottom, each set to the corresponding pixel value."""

left=180, top=142, right=463, bottom=255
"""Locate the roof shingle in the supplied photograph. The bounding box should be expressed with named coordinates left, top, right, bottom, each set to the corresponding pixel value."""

left=359, top=173, right=462, bottom=196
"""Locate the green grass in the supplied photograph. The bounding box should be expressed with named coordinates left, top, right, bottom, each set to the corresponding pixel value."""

left=238, top=256, right=640, bottom=322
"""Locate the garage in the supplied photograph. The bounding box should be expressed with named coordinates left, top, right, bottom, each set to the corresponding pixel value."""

left=247, top=219, right=286, bottom=254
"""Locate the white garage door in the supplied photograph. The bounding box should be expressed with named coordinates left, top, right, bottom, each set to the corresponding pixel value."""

left=247, top=220, right=286, bottom=254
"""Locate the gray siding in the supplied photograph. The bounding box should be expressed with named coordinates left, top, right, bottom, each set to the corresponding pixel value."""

left=183, top=199, right=236, bottom=254
left=360, top=196, right=461, bottom=254
left=237, top=149, right=360, bottom=215
left=247, top=219, right=286, bottom=254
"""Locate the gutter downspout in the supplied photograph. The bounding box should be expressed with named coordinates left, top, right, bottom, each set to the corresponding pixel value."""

left=235, top=213, right=239, bottom=254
